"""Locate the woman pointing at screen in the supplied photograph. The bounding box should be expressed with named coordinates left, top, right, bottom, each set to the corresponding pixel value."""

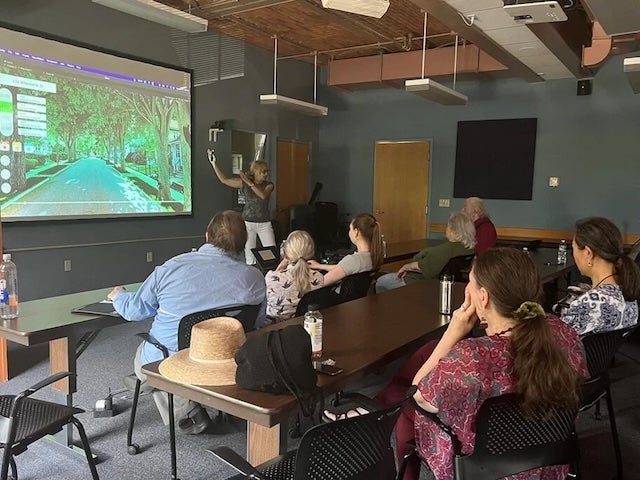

left=208, top=149, right=276, bottom=265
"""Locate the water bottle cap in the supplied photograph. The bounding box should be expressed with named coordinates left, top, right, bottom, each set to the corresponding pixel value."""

left=2, top=254, right=10, bottom=262
left=441, top=273, right=453, bottom=281
left=307, top=304, right=320, bottom=312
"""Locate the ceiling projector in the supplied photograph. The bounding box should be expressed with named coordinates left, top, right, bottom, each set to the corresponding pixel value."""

left=503, top=1, right=568, bottom=24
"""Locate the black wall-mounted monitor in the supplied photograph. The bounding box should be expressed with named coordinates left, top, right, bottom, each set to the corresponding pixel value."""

left=453, top=118, right=538, bottom=200
left=0, top=24, right=193, bottom=222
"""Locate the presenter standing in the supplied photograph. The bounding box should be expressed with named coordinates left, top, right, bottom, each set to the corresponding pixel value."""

left=208, top=149, right=276, bottom=265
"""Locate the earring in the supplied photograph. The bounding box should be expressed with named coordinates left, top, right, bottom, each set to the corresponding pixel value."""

left=479, top=318, right=488, bottom=329
left=588, top=261, right=593, bottom=267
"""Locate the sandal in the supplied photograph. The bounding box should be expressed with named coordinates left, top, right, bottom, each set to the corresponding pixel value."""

left=322, top=405, right=371, bottom=423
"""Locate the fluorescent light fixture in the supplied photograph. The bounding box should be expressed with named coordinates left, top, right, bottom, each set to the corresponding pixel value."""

left=321, top=0, right=389, bottom=18
left=259, top=94, right=328, bottom=116
left=405, top=78, right=468, bottom=106
left=503, top=1, right=567, bottom=25
left=623, top=57, right=640, bottom=94
left=92, top=0, right=208, bottom=33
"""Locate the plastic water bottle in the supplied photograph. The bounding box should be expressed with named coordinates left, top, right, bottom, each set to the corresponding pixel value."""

left=439, top=273, right=454, bottom=315
left=0, top=254, right=19, bottom=319
left=303, top=304, right=323, bottom=358
left=557, top=240, right=568, bottom=265
left=381, top=234, right=387, bottom=259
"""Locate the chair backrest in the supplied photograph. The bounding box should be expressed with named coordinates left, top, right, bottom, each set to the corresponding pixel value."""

left=177, top=305, right=261, bottom=349
left=456, top=393, right=578, bottom=480
left=438, top=254, right=475, bottom=282
left=295, top=285, right=337, bottom=317
left=337, top=270, right=375, bottom=302
left=284, top=404, right=401, bottom=480
left=581, top=327, right=634, bottom=380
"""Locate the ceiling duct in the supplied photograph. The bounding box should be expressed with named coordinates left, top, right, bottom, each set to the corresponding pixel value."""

left=92, top=0, right=208, bottom=33
left=581, top=0, right=640, bottom=36
left=321, top=0, right=390, bottom=19
left=623, top=57, right=640, bottom=94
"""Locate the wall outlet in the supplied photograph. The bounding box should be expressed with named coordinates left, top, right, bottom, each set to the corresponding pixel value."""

left=64, top=259, right=72, bottom=272
left=548, top=176, right=559, bottom=187
left=146, top=252, right=153, bottom=263
left=438, top=199, right=450, bottom=207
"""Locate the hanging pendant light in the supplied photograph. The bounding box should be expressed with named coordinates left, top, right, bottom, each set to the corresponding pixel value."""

left=404, top=13, right=468, bottom=106
left=259, top=38, right=328, bottom=116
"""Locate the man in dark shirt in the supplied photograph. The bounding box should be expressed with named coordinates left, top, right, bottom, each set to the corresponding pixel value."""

left=462, top=197, right=497, bottom=255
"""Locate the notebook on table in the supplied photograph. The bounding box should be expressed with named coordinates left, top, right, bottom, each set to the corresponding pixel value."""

left=71, top=301, right=122, bottom=317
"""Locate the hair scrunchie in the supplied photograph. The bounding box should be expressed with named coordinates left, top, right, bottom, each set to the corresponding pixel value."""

left=512, top=301, right=545, bottom=321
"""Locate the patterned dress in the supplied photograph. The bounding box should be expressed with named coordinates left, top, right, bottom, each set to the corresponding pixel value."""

left=561, top=284, right=638, bottom=336
left=416, top=317, right=588, bottom=480
left=265, top=265, right=324, bottom=321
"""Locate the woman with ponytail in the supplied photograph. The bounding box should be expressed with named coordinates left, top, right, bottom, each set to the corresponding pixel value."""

left=308, top=213, right=383, bottom=287
left=561, top=217, right=640, bottom=335
left=407, top=248, right=588, bottom=480
left=265, top=230, right=324, bottom=322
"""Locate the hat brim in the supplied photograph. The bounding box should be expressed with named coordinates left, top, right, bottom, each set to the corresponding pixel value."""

left=159, top=348, right=237, bottom=386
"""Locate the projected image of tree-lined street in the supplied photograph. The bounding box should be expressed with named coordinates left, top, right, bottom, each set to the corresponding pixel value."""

left=0, top=64, right=192, bottom=220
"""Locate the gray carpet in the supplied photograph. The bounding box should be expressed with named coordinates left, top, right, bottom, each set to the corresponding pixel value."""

left=1, top=320, right=639, bottom=479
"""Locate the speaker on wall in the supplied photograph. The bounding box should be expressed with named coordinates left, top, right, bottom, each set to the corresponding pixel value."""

left=577, top=79, right=593, bottom=96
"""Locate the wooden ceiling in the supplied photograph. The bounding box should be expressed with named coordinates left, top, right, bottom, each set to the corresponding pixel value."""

left=156, top=0, right=460, bottom=63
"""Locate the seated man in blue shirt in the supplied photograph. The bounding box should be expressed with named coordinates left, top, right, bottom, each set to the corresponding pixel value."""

left=108, top=210, right=266, bottom=434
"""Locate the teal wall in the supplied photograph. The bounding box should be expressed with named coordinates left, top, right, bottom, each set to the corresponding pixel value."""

left=0, top=0, right=319, bottom=300
left=315, top=54, right=640, bottom=236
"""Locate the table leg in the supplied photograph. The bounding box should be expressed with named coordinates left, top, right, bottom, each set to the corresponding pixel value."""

left=49, top=336, right=76, bottom=448
left=0, top=338, right=7, bottom=382
left=50, top=337, right=77, bottom=394
left=247, top=421, right=288, bottom=466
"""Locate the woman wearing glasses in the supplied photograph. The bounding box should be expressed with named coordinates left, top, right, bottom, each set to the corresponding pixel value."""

left=208, top=149, right=276, bottom=265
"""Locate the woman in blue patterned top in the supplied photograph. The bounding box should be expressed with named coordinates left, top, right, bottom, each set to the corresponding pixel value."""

left=562, top=217, right=640, bottom=336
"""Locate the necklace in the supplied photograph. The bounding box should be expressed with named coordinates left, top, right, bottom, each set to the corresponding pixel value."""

left=593, top=273, right=616, bottom=289
left=493, top=326, right=515, bottom=337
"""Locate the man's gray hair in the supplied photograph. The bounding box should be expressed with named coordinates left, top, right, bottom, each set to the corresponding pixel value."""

left=466, top=197, right=489, bottom=219
left=448, top=212, right=477, bottom=249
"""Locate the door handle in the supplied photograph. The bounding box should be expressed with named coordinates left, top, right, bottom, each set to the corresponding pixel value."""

left=375, top=210, right=385, bottom=214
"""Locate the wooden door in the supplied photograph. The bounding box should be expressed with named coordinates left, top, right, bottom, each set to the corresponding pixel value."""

left=276, top=140, right=309, bottom=232
left=373, top=141, right=430, bottom=243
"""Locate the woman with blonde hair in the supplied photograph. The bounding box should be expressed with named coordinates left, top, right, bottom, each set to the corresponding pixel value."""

left=308, top=213, right=383, bottom=286
left=265, top=230, right=324, bottom=321
left=208, top=149, right=275, bottom=265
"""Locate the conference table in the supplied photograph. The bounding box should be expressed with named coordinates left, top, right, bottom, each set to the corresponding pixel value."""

left=143, top=279, right=465, bottom=468
left=0, top=284, right=138, bottom=446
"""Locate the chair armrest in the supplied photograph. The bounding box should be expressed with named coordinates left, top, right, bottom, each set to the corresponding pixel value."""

left=207, top=446, right=269, bottom=480
left=136, top=332, right=169, bottom=359
left=410, top=396, right=463, bottom=455
left=19, top=371, right=72, bottom=400
left=11, top=371, right=73, bottom=417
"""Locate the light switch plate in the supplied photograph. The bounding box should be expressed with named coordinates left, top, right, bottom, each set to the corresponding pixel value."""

left=438, top=199, right=450, bottom=207
left=548, top=176, right=559, bottom=187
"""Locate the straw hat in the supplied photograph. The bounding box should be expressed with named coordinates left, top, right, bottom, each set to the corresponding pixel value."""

left=159, top=317, right=246, bottom=386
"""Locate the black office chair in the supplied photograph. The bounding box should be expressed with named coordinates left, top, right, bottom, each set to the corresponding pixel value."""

left=438, top=254, right=475, bottom=282
left=295, top=285, right=338, bottom=316
left=398, top=393, right=579, bottom=480
left=0, top=371, right=100, bottom=480
left=579, top=327, right=634, bottom=480
left=209, top=400, right=405, bottom=480
left=126, top=305, right=261, bottom=479
left=336, top=270, right=376, bottom=303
